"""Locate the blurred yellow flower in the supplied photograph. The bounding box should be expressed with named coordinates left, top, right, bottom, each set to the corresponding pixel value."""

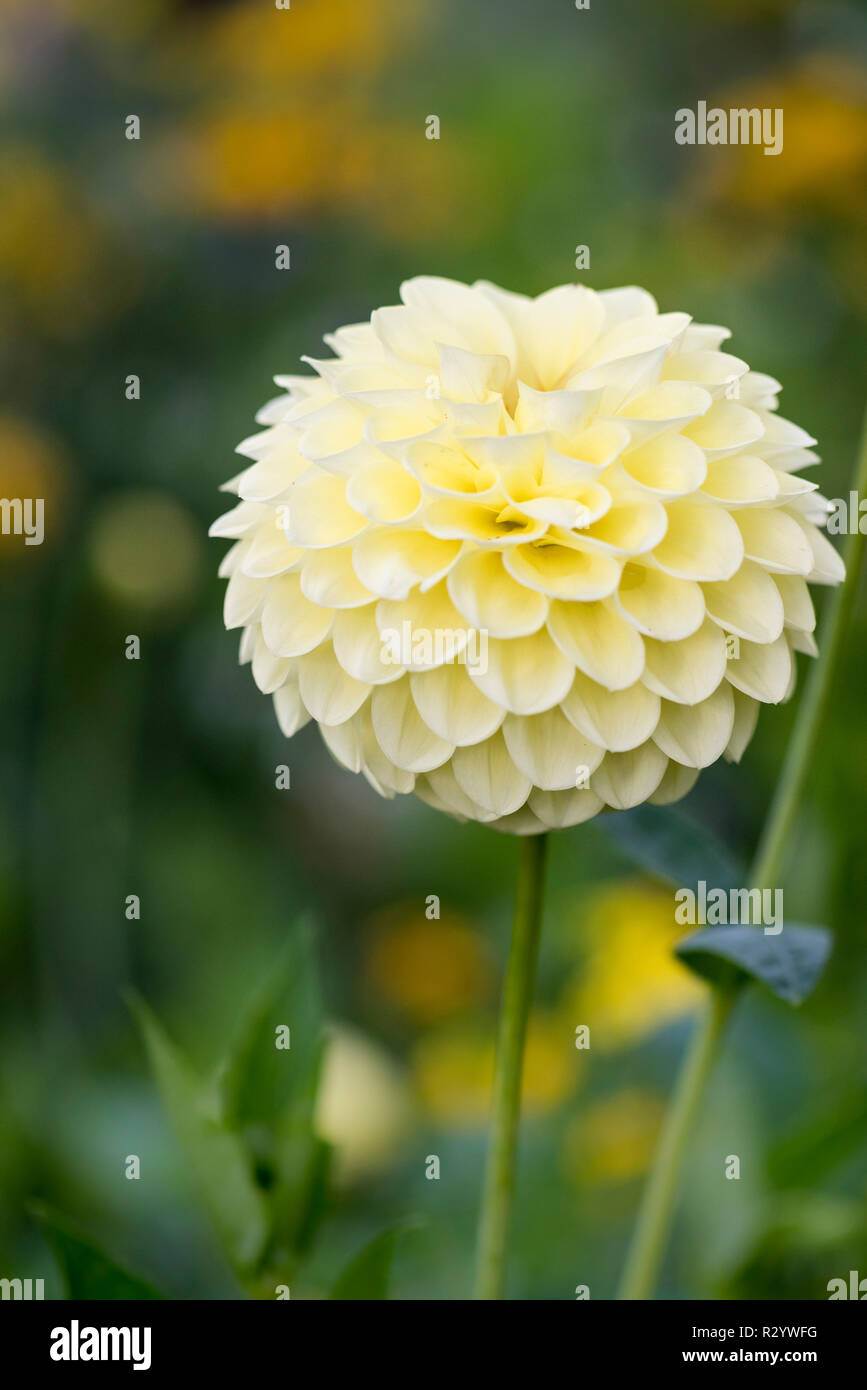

left=314, top=1024, right=415, bottom=1183
left=703, top=58, right=867, bottom=217
left=88, top=490, right=202, bottom=616
left=0, top=147, right=125, bottom=338
left=414, top=1013, right=576, bottom=1126
left=148, top=1, right=469, bottom=237
left=564, top=879, right=702, bottom=1049
left=194, top=0, right=400, bottom=89
left=365, top=907, right=493, bottom=1025
left=563, top=1088, right=665, bottom=1187
left=160, top=104, right=468, bottom=236
left=167, top=107, right=358, bottom=223
left=0, top=415, right=70, bottom=558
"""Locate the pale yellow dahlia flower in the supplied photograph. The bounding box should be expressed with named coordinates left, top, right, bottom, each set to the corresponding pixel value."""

left=212, top=278, right=843, bottom=834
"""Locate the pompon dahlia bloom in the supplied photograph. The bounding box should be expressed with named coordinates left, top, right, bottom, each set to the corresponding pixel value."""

left=212, top=278, right=843, bottom=834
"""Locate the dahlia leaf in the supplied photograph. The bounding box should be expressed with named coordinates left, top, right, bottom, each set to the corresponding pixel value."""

left=129, top=994, right=269, bottom=1276
left=599, top=804, right=742, bottom=891
left=216, top=922, right=325, bottom=1254
left=218, top=920, right=323, bottom=1135
left=767, top=1093, right=867, bottom=1191
left=331, top=1227, right=403, bottom=1301
left=291, top=1136, right=333, bottom=1257
left=33, top=1204, right=165, bottom=1300
left=674, top=923, right=832, bottom=1005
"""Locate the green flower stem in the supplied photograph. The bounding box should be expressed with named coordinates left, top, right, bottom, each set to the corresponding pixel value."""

left=617, top=986, right=737, bottom=1301
left=474, top=832, right=548, bottom=1300
left=618, top=404, right=867, bottom=1302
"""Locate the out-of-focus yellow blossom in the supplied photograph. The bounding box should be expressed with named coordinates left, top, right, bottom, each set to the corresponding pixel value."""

left=158, top=105, right=469, bottom=236
left=414, top=1013, right=576, bottom=1126
left=365, top=908, right=493, bottom=1025
left=88, top=491, right=203, bottom=616
left=522, top=1014, right=577, bottom=1114
left=413, top=1025, right=491, bottom=1125
left=563, top=1089, right=664, bottom=1187
left=191, top=0, right=401, bottom=89
left=168, top=109, right=340, bottom=223
left=314, top=1024, right=415, bottom=1183
left=704, top=59, right=867, bottom=217
left=0, top=415, right=70, bottom=558
left=564, top=880, right=702, bottom=1050
left=0, top=148, right=124, bottom=338
left=0, top=151, right=92, bottom=297
left=147, top=0, right=467, bottom=236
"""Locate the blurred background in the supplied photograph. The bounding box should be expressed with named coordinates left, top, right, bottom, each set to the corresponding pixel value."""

left=1, top=0, right=866, bottom=1300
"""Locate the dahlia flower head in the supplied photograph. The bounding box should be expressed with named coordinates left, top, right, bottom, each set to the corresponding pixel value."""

left=212, top=277, right=843, bottom=834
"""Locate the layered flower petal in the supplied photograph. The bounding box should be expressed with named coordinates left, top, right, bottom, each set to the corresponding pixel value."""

left=214, top=277, right=844, bottom=832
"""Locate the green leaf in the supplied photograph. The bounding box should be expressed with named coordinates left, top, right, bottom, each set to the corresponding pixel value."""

left=675, top=923, right=832, bottom=1004
left=331, top=1228, right=402, bottom=1301
left=293, top=1138, right=333, bottom=1257
left=33, top=1204, right=165, bottom=1300
left=768, top=1094, right=867, bottom=1189
left=128, top=994, right=269, bottom=1277
left=719, top=1193, right=867, bottom=1300
left=218, top=921, right=323, bottom=1135
left=215, top=923, right=325, bottom=1255
left=598, top=804, right=742, bottom=891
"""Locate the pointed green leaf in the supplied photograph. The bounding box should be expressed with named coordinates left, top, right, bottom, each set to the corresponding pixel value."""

left=128, top=994, right=269, bottom=1276
left=675, top=923, right=832, bottom=1004
left=768, top=1095, right=867, bottom=1190
left=332, top=1228, right=402, bottom=1301
left=218, top=921, right=323, bottom=1134
left=599, top=804, right=742, bottom=891
left=33, top=1205, right=165, bottom=1300
left=293, top=1138, right=333, bottom=1257
left=215, top=924, right=325, bottom=1255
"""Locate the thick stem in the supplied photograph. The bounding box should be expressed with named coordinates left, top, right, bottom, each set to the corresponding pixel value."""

left=618, top=405, right=867, bottom=1300
left=474, top=833, right=548, bottom=1300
